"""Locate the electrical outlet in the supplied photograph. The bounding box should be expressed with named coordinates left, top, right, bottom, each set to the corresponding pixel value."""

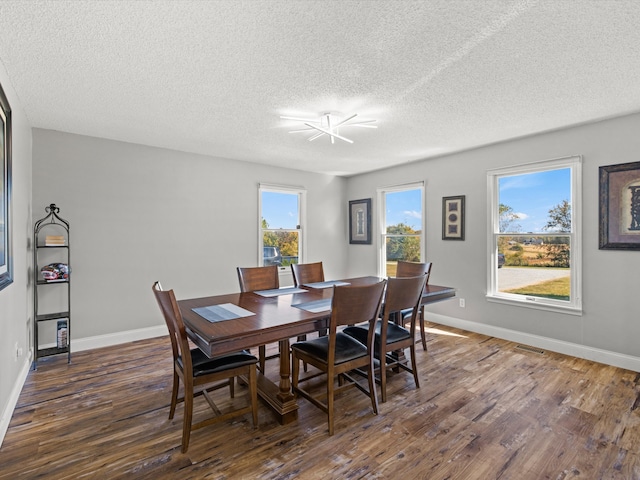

left=459, top=298, right=466, bottom=308
left=14, top=342, right=19, bottom=361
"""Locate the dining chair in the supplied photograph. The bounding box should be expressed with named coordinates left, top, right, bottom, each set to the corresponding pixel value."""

left=343, top=275, right=427, bottom=403
left=396, top=260, right=432, bottom=351
left=236, top=265, right=280, bottom=372
left=291, top=279, right=387, bottom=435
left=152, top=282, right=258, bottom=453
left=291, top=261, right=325, bottom=287
left=237, top=265, right=308, bottom=372
left=291, top=262, right=328, bottom=339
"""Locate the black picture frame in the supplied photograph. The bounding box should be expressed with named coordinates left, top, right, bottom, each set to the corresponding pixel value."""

left=0, top=80, right=12, bottom=291
left=442, top=195, right=465, bottom=240
left=349, top=198, right=371, bottom=244
left=599, top=161, right=640, bottom=250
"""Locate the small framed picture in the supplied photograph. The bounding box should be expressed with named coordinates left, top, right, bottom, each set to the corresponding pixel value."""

left=599, top=161, right=640, bottom=250
left=442, top=195, right=465, bottom=240
left=349, top=198, right=371, bottom=244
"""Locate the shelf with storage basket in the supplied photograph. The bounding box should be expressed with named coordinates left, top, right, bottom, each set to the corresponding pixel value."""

left=33, top=203, right=71, bottom=369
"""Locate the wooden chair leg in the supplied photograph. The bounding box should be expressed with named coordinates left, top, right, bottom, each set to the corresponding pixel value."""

left=409, top=345, right=420, bottom=389
left=380, top=356, right=388, bottom=403
left=169, top=370, right=179, bottom=419
left=419, top=306, right=427, bottom=351
left=327, top=373, right=335, bottom=436
left=182, top=383, right=194, bottom=453
left=367, top=363, right=379, bottom=415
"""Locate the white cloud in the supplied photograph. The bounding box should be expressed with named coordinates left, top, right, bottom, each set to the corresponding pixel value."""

left=514, top=212, right=529, bottom=220
left=403, top=210, right=422, bottom=219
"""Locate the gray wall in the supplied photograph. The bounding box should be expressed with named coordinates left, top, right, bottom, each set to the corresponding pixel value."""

left=0, top=65, right=32, bottom=438
left=32, top=129, right=347, bottom=340
left=346, top=113, right=640, bottom=364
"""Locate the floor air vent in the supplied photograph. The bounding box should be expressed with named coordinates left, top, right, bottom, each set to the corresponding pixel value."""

left=515, top=344, right=545, bottom=355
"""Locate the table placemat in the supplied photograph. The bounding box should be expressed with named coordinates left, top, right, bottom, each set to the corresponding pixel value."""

left=192, top=303, right=255, bottom=323
left=302, top=280, right=351, bottom=289
left=254, top=287, right=308, bottom=297
left=292, top=298, right=332, bottom=313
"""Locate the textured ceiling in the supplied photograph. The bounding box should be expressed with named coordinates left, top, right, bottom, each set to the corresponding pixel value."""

left=1, top=0, right=640, bottom=176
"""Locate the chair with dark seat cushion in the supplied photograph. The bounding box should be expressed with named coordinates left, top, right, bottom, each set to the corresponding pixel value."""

left=152, top=282, right=258, bottom=453
left=396, top=260, right=432, bottom=351
left=291, top=261, right=325, bottom=287
left=291, top=279, right=386, bottom=435
left=343, top=275, right=427, bottom=403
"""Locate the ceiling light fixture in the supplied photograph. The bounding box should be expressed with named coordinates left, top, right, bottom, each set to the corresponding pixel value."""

left=281, top=112, right=377, bottom=144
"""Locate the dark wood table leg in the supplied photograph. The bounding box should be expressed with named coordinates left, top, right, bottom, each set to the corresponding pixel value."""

left=254, top=338, right=298, bottom=424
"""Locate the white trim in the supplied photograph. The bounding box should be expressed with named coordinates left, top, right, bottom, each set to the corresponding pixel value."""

left=377, top=182, right=425, bottom=276
left=259, top=185, right=306, bottom=267
left=71, top=325, right=168, bottom=352
left=486, top=155, right=582, bottom=311
left=0, top=354, right=31, bottom=448
left=428, top=313, right=640, bottom=373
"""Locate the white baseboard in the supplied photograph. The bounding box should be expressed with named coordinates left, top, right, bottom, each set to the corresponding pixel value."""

left=72, top=325, right=168, bottom=352
left=0, top=354, right=32, bottom=449
left=428, top=313, right=640, bottom=373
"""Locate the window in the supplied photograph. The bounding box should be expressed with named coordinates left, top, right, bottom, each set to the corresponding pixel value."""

left=487, top=156, right=582, bottom=313
left=259, top=185, right=305, bottom=267
left=378, top=183, right=424, bottom=277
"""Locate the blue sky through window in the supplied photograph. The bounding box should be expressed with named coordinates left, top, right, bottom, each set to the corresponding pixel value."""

left=386, top=189, right=422, bottom=230
left=262, top=191, right=299, bottom=229
left=499, top=168, right=570, bottom=233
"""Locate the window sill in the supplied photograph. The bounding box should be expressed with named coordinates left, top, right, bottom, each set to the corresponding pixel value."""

left=486, top=294, right=582, bottom=316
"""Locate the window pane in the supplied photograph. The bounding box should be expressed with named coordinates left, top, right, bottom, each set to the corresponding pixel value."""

left=261, top=189, right=300, bottom=267
left=385, top=189, right=422, bottom=231
left=496, top=167, right=572, bottom=302
left=385, top=235, right=421, bottom=276
left=498, top=168, right=571, bottom=234
left=497, top=235, right=570, bottom=300
left=262, top=231, right=299, bottom=266
left=261, top=191, right=299, bottom=229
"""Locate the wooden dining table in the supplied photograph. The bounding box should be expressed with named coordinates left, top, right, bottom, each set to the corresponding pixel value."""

left=178, top=276, right=455, bottom=424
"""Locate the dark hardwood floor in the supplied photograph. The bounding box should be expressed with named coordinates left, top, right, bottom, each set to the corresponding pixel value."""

left=2, top=323, right=640, bottom=479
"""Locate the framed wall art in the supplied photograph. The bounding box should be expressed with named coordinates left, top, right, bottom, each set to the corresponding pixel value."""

left=0, top=80, right=12, bottom=291
left=442, top=195, right=465, bottom=240
left=599, top=161, right=640, bottom=250
left=349, top=198, right=371, bottom=244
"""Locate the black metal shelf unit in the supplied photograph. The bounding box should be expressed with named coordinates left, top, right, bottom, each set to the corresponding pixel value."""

left=33, top=203, right=71, bottom=369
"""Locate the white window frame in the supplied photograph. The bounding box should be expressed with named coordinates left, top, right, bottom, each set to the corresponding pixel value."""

left=258, top=184, right=306, bottom=268
left=377, top=182, right=425, bottom=277
left=486, top=156, right=582, bottom=314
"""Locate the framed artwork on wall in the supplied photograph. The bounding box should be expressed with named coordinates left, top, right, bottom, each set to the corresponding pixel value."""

left=442, top=195, right=465, bottom=240
left=349, top=198, right=371, bottom=244
left=0, top=80, right=12, bottom=291
left=599, top=161, right=640, bottom=250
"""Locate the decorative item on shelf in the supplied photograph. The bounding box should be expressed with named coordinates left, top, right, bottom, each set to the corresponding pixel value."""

left=40, top=262, right=70, bottom=282
left=45, top=235, right=65, bottom=246
left=57, top=320, right=68, bottom=348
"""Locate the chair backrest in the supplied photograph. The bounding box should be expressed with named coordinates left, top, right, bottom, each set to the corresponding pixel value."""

left=237, top=265, right=279, bottom=292
left=382, top=275, right=428, bottom=332
left=396, top=261, right=432, bottom=284
left=152, top=281, right=193, bottom=374
left=330, top=280, right=386, bottom=331
left=291, top=262, right=325, bottom=287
